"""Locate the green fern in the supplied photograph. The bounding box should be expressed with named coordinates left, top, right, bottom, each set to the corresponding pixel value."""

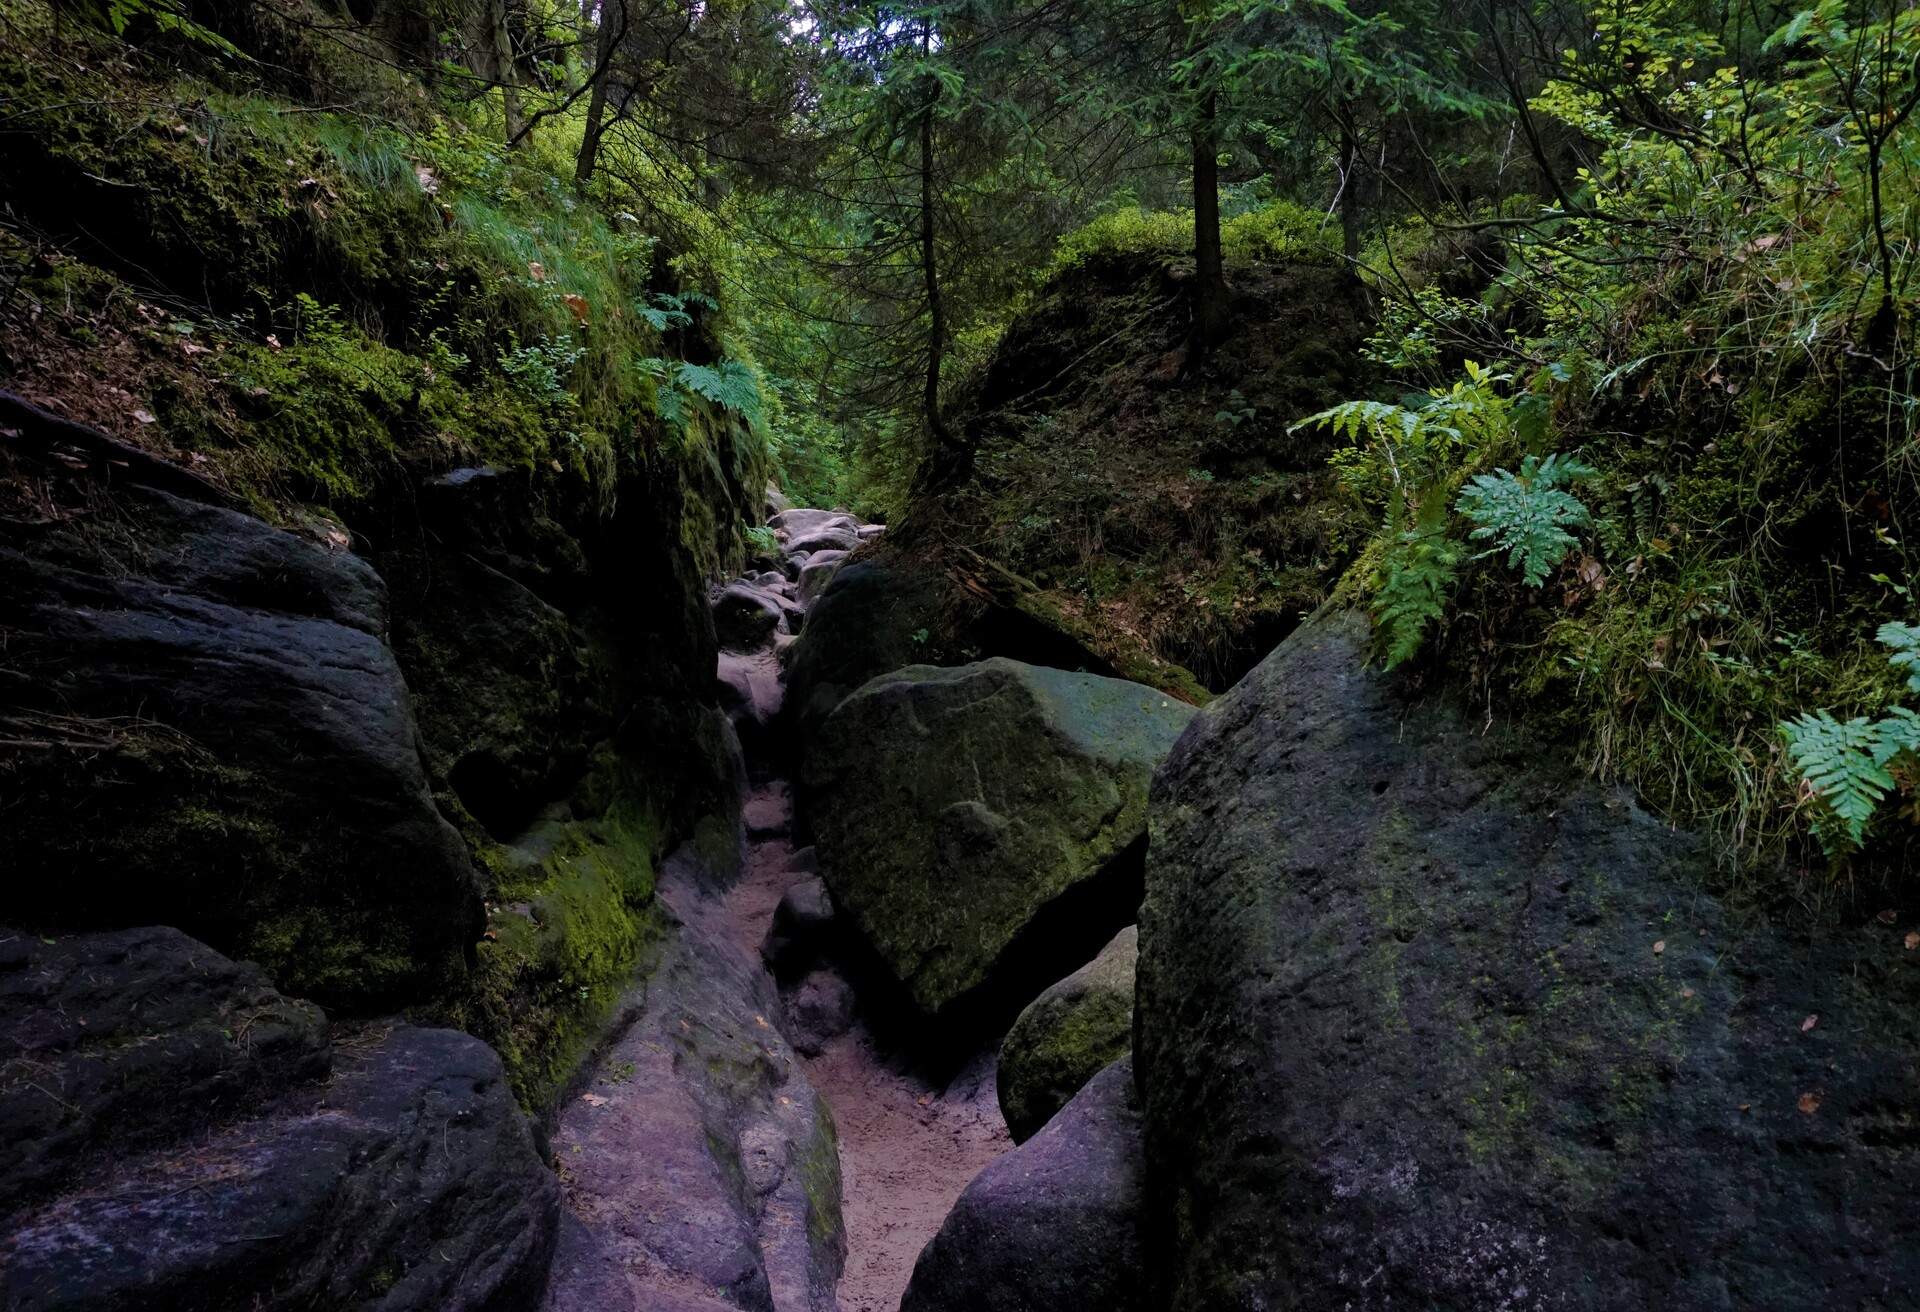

left=677, top=361, right=763, bottom=420
left=1877, top=621, right=1920, bottom=693
left=1455, top=453, right=1598, bottom=586
left=1781, top=709, right=1920, bottom=853
left=1373, top=531, right=1460, bottom=669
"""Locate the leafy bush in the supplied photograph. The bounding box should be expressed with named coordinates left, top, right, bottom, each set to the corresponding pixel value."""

left=1299, top=362, right=1595, bottom=667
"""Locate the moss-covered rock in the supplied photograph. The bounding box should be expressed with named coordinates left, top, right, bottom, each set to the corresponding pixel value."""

left=1136, top=608, right=1920, bottom=1310
left=802, top=659, right=1193, bottom=1023
left=998, top=925, right=1136, bottom=1142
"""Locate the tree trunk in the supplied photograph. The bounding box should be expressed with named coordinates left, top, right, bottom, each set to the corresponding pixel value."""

left=1189, top=88, right=1229, bottom=353
left=917, top=22, right=968, bottom=486
left=490, top=0, right=524, bottom=146
left=573, top=0, right=619, bottom=189
left=1339, top=115, right=1362, bottom=266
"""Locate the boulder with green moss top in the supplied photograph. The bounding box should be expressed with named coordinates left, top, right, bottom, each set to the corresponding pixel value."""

left=1137, top=608, right=1920, bottom=1311
left=802, top=659, right=1193, bottom=1023
left=0, top=476, right=478, bottom=1011
left=998, top=925, right=1136, bottom=1142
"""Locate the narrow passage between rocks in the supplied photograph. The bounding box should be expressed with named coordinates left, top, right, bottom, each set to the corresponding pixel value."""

left=714, top=510, right=1011, bottom=1312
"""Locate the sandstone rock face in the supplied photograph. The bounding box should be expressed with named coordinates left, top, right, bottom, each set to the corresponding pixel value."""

left=900, top=1057, right=1145, bottom=1312
left=0, top=929, right=558, bottom=1312
left=803, top=659, right=1193, bottom=1021
left=0, top=484, right=479, bottom=1008
left=1137, top=609, right=1920, bottom=1312
left=784, top=560, right=948, bottom=734
left=998, top=925, right=1136, bottom=1142
left=540, top=853, right=844, bottom=1312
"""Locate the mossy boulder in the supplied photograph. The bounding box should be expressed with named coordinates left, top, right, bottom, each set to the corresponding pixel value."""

left=802, top=659, right=1193, bottom=1023
left=0, top=479, right=479, bottom=1010
left=1136, top=609, right=1920, bottom=1310
left=998, top=925, right=1136, bottom=1142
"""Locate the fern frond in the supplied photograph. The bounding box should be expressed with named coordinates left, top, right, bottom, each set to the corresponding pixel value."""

left=1781, top=711, right=1900, bottom=853
left=1876, top=621, right=1920, bottom=694
left=1456, top=452, right=1597, bottom=586
left=1372, top=533, right=1459, bottom=669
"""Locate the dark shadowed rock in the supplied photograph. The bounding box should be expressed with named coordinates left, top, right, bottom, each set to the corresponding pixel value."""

left=1, top=1022, right=559, bottom=1312
left=900, top=1057, right=1144, bottom=1312
left=803, top=659, right=1193, bottom=1022
left=762, top=877, right=838, bottom=980
left=796, top=550, right=849, bottom=606
left=713, top=582, right=785, bottom=651
left=784, top=560, right=949, bottom=733
left=1136, top=608, right=1920, bottom=1312
left=784, top=970, right=856, bottom=1056
left=998, top=925, right=1136, bottom=1142
left=0, top=485, right=479, bottom=1008
left=0, top=925, right=330, bottom=1216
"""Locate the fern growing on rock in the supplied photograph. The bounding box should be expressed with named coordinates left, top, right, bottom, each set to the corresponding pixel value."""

left=1298, top=362, right=1597, bottom=667
left=1780, top=628, right=1920, bottom=854
left=1455, top=453, right=1598, bottom=587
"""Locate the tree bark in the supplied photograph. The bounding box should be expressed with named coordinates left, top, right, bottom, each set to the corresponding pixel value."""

left=574, top=0, right=620, bottom=189
left=1189, top=87, right=1229, bottom=353
left=490, top=0, right=525, bottom=146
left=917, top=22, right=968, bottom=485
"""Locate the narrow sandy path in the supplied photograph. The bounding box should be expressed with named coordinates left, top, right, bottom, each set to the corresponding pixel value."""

left=721, top=773, right=1010, bottom=1312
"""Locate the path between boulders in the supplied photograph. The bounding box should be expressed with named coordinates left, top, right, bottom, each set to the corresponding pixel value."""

left=714, top=509, right=1011, bottom=1312
left=719, top=778, right=1010, bottom=1312
left=551, top=507, right=1010, bottom=1312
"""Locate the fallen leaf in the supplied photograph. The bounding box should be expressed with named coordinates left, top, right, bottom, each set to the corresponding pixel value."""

left=1800, top=1014, right=1818, bottom=1032
left=1905, top=931, right=1918, bottom=950
left=1680, top=986, right=1696, bottom=999
left=1877, top=909, right=1899, bottom=924
left=527, top=261, right=546, bottom=281
left=754, top=1014, right=769, bottom=1029
left=131, top=408, right=156, bottom=425
left=265, top=334, right=282, bottom=350
left=1797, top=1091, right=1821, bottom=1115
left=563, top=292, right=591, bottom=322
left=581, top=1092, right=608, bottom=1107
left=1738, top=1103, right=1751, bottom=1113
left=1653, top=939, right=1666, bottom=955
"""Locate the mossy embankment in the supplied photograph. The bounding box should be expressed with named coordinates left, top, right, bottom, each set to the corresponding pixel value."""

left=851, top=210, right=1377, bottom=701
left=0, top=0, right=768, bottom=1112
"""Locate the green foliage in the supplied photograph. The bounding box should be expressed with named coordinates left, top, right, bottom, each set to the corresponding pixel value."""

left=1780, top=629, right=1920, bottom=854
left=1456, top=454, right=1597, bottom=587
left=1877, top=622, right=1920, bottom=694
left=1301, top=362, right=1597, bottom=665
left=1375, top=530, right=1461, bottom=669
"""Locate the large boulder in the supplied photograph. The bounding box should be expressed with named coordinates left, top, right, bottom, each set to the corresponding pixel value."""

left=784, top=560, right=949, bottom=733
left=900, top=1057, right=1145, bottom=1312
left=1136, top=609, right=1920, bottom=1311
left=1, top=1008, right=558, bottom=1311
left=0, top=483, right=479, bottom=1008
left=803, top=659, right=1194, bottom=1021
left=0, top=925, right=330, bottom=1216
left=713, top=581, right=786, bottom=651
left=998, top=925, right=1136, bottom=1142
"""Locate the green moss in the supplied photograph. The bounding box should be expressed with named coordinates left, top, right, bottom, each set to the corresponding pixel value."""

left=450, top=796, right=666, bottom=1114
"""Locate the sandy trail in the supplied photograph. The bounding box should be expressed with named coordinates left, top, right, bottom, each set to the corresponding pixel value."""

left=720, top=775, right=1010, bottom=1312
